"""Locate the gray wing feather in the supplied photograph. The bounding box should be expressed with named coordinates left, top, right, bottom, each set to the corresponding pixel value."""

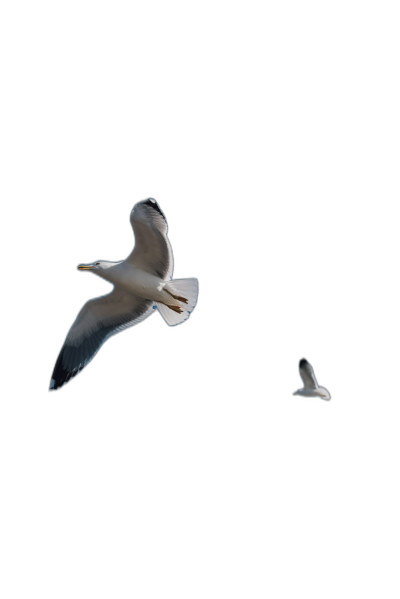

left=299, top=359, right=319, bottom=389
left=127, top=198, right=173, bottom=280
left=50, top=288, right=154, bottom=390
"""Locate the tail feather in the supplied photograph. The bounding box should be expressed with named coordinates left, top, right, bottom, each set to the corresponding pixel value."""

left=165, top=278, right=198, bottom=312
left=156, top=302, right=190, bottom=326
left=157, top=278, right=199, bottom=326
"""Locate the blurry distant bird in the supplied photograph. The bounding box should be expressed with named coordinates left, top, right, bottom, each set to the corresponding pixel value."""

left=293, top=358, right=331, bottom=401
left=50, top=199, right=199, bottom=390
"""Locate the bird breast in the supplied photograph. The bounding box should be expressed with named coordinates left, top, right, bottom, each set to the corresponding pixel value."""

left=101, top=263, right=166, bottom=301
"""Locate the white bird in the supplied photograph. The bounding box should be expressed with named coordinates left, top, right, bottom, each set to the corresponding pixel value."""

left=293, top=358, right=331, bottom=401
left=50, top=199, right=199, bottom=390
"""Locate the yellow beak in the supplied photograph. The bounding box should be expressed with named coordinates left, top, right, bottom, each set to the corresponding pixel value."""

left=78, top=264, right=93, bottom=270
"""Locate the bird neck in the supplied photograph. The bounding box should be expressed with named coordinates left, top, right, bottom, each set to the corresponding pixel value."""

left=95, top=262, right=123, bottom=284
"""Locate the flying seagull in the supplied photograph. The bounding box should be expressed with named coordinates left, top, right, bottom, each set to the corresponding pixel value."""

left=50, top=198, right=199, bottom=390
left=293, top=358, right=331, bottom=401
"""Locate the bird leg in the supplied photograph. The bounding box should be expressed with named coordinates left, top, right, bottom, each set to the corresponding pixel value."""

left=167, top=304, right=183, bottom=314
left=165, top=290, right=188, bottom=304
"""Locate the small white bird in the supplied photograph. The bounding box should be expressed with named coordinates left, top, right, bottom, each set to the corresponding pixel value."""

left=293, top=358, right=331, bottom=401
left=50, top=199, right=199, bottom=390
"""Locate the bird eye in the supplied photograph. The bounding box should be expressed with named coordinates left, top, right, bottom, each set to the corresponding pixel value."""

left=95, top=262, right=100, bottom=266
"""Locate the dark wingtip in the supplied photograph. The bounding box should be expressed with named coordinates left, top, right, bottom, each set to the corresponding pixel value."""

left=50, top=345, right=81, bottom=391
left=142, top=198, right=164, bottom=217
left=299, top=358, right=308, bottom=368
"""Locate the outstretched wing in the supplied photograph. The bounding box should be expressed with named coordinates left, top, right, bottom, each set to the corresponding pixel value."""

left=50, top=288, right=154, bottom=390
left=299, top=358, right=318, bottom=389
left=127, top=198, right=174, bottom=280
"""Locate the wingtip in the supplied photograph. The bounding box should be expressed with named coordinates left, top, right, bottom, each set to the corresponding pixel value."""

left=49, top=378, right=62, bottom=391
left=299, top=358, right=308, bottom=368
left=49, top=381, right=67, bottom=393
left=142, top=198, right=164, bottom=217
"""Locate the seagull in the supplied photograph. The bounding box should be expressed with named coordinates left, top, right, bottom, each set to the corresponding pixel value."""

left=50, top=198, right=199, bottom=390
left=293, top=358, right=331, bottom=401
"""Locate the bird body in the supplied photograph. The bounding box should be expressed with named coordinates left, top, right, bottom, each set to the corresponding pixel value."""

left=50, top=198, right=199, bottom=390
left=293, top=386, right=331, bottom=400
left=90, top=262, right=182, bottom=308
left=293, top=358, right=331, bottom=401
